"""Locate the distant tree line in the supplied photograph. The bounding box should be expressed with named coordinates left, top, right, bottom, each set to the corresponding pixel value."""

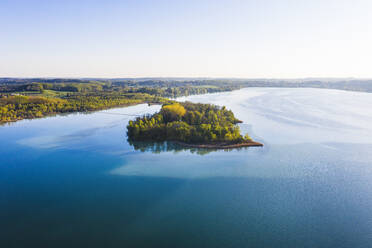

left=2, top=78, right=372, bottom=93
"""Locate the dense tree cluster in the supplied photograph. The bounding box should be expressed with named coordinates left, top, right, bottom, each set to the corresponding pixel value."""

left=127, top=102, right=251, bottom=144
left=0, top=79, right=245, bottom=124
left=0, top=94, right=166, bottom=123
left=3, top=77, right=372, bottom=93
left=132, top=86, right=239, bottom=98
left=0, top=82, right=105, bottom=93
left=0, top=82, right=239, bottom=98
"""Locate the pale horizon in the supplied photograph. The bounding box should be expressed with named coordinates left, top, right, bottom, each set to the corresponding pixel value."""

left=1, top=0, right=372, bottom=78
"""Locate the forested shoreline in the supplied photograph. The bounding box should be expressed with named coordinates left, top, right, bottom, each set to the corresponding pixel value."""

left=0, top=93, right=167, bottom=123
left=0, top=80, right=238, bottom=123
left=3, top=77, right=372, bottom=94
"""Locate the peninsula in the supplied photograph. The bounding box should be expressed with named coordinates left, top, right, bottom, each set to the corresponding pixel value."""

left=127, top=102, right=263, bottom=149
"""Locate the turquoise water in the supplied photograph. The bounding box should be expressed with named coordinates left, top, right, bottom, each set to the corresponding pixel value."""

left=1, top=88, right=372, bottom=247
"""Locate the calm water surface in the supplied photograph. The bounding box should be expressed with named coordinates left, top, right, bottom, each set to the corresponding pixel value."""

left=1, top=88, right=372, bottom=247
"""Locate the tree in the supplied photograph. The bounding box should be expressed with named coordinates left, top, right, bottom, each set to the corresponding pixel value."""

left=160, top=103, right=186, bottom=123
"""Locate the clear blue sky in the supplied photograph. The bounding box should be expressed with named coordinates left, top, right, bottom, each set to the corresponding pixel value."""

left=1, top=0, right=371, bottom=78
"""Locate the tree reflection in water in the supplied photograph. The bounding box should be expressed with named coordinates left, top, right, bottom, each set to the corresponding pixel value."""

left=127, top=139, right=251, bottom=155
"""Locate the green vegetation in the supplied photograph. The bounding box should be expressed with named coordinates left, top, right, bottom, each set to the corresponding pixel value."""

left=0, top=79, right=243, bottom=123
left=127, top=101, right=255, bottom=146
left=0, top=79, right=241, bottom=98
left=0, top=93, right=166, bottom=123
left=3, top=77, right=372, bottom=96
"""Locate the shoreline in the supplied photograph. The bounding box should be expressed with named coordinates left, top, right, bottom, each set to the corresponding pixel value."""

left=0, top=101, right=161, bottom=125
left=174, top=140, right=263, bottom=149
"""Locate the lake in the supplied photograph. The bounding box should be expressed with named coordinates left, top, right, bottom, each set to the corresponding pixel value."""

left=1, top=88, right=372, bottom=248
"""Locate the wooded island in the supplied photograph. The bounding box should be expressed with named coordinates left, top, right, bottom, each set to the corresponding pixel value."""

left=127, top=102, right=263, bottom=149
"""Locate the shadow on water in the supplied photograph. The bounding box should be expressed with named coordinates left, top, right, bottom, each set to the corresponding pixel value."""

left=127, top=139, right=255, bottom=155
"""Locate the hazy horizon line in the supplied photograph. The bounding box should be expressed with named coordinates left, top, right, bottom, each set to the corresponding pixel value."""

left=1, top=76, right=370, bottom=80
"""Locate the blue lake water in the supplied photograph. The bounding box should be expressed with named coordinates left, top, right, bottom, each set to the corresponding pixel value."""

left=1, top=88, right=372, bottom=247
